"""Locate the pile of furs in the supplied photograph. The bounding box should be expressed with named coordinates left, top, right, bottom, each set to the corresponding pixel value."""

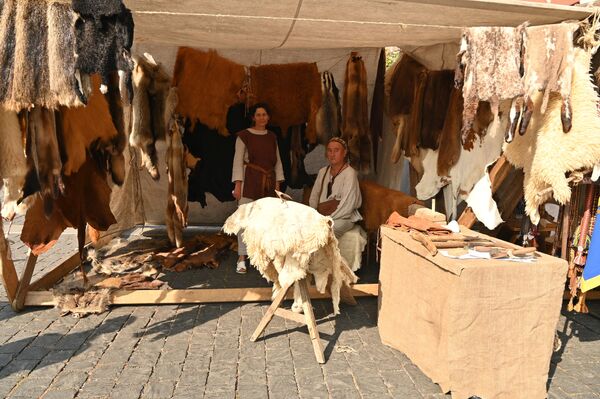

left=223, top=197, right=358, bottom=315
left=0, top=0, right=135, bottom=272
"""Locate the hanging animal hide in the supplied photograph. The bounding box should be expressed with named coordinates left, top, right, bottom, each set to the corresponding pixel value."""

left=27, top=107, right=63, bottom=216
left=102, top=71, right=126, bottom=185
left=519, top=23, right=578, bottom=135
left=223, top=197, right=358, bottom=315
left=10, top=0, right=51, bottom=110
left=461, top=101, right=493, bottom=150
left=47, top=0, right=83, bottom=108
left=21, top=156, right=116, bottom=255
left=60, top=75, right=119, bottom=177
left=342, top=52, right=372, bottom=174
left=288, top=125, right=308, bottom=189
left=165, top=115, right=188, bottom=249
left=359, top=180, right=422, bottom=234
left=74, top=0, right=133, bottom=105
left=416, top=100, right=508, bottom=218
left=0, top=0, right=84, bottom=111
left=0, top=108, right=27, bottom=219
left=315, top=71, right=341, bottom=145
left=387, top=55, right=428, bottom=159
left=250, top=62, right=322, bottom=143
left=130, top=54, right=171, bottom=180
left=437, top=87, right=463, bottom=176
left=456, top=24, right=526, bottom=142
left=505, top=48, right=600, bottom=224
left=173, top=48, right=246, bottom=135
left=72, top=0, right=123, bottom=16
left=420, top=70, right=454, bottom=150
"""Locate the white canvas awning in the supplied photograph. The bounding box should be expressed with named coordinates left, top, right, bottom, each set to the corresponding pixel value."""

left=125, top=0, right=594, bottom=49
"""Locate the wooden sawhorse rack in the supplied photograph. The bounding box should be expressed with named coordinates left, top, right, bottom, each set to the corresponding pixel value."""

left=251, top=278, right=325, bottom=363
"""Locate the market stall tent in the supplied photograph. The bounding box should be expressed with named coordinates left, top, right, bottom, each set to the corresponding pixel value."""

left=3, top=0, right=597, bottom=311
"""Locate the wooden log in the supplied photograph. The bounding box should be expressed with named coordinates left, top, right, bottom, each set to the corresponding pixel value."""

left=0, top=226, right=19, bottom=303
left=13, top=252, right=38, bottom=311
left=24, top=284, right=380, bottom=306
left=29, top=252, right=81, bottom=291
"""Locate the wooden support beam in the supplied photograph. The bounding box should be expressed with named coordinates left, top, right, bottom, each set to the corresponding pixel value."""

left=13, top=252, right=38, bottom=311
left=24, top=284, right=380, bottom=307
left=0, top=226, right=19, bottom=303
left=29, top=252, right=81, bottom=291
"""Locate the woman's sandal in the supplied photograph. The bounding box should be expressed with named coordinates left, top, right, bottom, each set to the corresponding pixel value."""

left=236, top=260, right=247, bottom=274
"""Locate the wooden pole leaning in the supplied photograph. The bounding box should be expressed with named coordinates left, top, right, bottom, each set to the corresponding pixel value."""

left=250, top=278, right=326, bottom=364
left=0, top=225, right=19, bottom=305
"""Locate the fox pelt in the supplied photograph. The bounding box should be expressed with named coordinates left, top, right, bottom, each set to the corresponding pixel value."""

left=315, top=71, right=341, bottom=145
left=130, top=53, right=172, bottom=180
left=0, top=108, right=27, bottom=219
left=165, top=113, right=188, bottom=248
left=249, top=62, right=322, bottom=143
left=342, top=52, right=372, bottom=175
left=173, top=48, right=246, bottom=136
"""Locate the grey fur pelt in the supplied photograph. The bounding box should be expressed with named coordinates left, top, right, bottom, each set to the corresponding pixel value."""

left=72, top=0, right=123, bottom=16
left=10, top=0, right=51, bottom=111
left=0, top=0, right=84, bottom=111
left=0, top=108, right=26, bottom=180
left=75, top=4, right=134, bottom=94
left=48, top=0, right=83, bottom=107
left=315, top=71, right=341, bottom=145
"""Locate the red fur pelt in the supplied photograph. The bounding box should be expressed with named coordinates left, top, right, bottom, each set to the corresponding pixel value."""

left=249, top=62, right=321, bottom=143
left=165, top=115, right=188, bottom=249
left=342, top=52, right=372, bottom=174
left=21, top=156, right=116, bottom=255
left=437, top=87, right=463, bottom=176
left=456, top=24, right=526, bottom=143
left=60, top=75, right=118, bottom=176
left=173, top=48, right=245, bottom=136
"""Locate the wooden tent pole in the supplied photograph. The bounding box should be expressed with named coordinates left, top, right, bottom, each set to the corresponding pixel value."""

left=13, top=252, right=38, bottom=311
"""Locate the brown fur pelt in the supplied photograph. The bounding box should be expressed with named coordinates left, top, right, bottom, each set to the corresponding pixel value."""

left=457, top=24, right=526, bottom=141
left=10, top=0, right=51, bottom=110
left=53, top=287, right=112, bottom=317
left=165, top=117, right=188, bottom=248
left=173, top=48, right=245, bottom=135
left=0, top=108, right=26, bottom=179
left=420, top=70, right=454, bottom=150
left=461, top=101, right=493, bottom=150
left=21, top=155, right=116, bottom=255
left=27, top=107, right=63, bottom=216
left=21, top=192, right=69, bottom=255
left=342, top=52, right=372, bottom=174
left=249, top=62, right=322, bottom=143
left=504, top=48, right=600, bottom=224
left=519, top=23, right=578, bottom=135
left=60, top=75, right=118, bottom=176
left=130, top=53, right=171, bottom=180
left=359, top=180, right=422, bottom=234
left=437, top=87, right=463, bottom=176
left=315, top=71, right=341, bottom=145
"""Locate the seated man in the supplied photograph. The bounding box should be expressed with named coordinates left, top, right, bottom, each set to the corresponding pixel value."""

left=309, top=137, right=362, bottom=237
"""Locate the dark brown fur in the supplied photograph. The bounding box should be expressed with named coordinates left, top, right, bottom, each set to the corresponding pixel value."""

left=437, top=87, right=463, bottom=176
left=420, top=70, right=454, bottom=150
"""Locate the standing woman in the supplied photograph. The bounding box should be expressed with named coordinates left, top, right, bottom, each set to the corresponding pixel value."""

left=232, top=103, right=285, bottom=273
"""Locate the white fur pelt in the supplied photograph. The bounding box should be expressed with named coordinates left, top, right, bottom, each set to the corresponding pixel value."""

left=457, top=24, right=526, bottom=141
left=0, top=108, right=27, bottom=219
left=416, top=100, right=508, bottom=218
left=223, top=198, right=358, bottom=315
left=504, top=48, right=600, bottom=224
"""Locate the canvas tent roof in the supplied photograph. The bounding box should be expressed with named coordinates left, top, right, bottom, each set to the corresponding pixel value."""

left=125, top=0, right=594, bottom=49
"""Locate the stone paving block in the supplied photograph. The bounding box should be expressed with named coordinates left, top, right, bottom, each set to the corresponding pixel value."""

left=50, top=370, right=89, bottom=390
left=7, top=380, right=48, bottom=398
left=404, top=363, right=443, bottom=395
left=141, top=381, right=176, bottom=399
left=324, top=372, right=358, bottom=392
left=0, top=359, right=39, bottom=379
left=41, top=387, right=79, bottom=399
left=328, top=388, right=362, bottom=399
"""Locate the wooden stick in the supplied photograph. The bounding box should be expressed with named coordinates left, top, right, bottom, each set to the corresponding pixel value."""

left=561, top=203, right=571, bottom=260
left=250, top=283, right=292, bottom=342
left=28, top=252, right=81, bottom=291
left=299, top=279, right=325, bottom=364
left=0, top=225, right=19, bottom=303
left=410, top=231, right=437, bottom=255
left=13, top=252, right=38, bottom=311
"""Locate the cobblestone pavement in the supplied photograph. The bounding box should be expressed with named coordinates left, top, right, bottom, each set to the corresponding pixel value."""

left=0, top=224, right=600, bottom=398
